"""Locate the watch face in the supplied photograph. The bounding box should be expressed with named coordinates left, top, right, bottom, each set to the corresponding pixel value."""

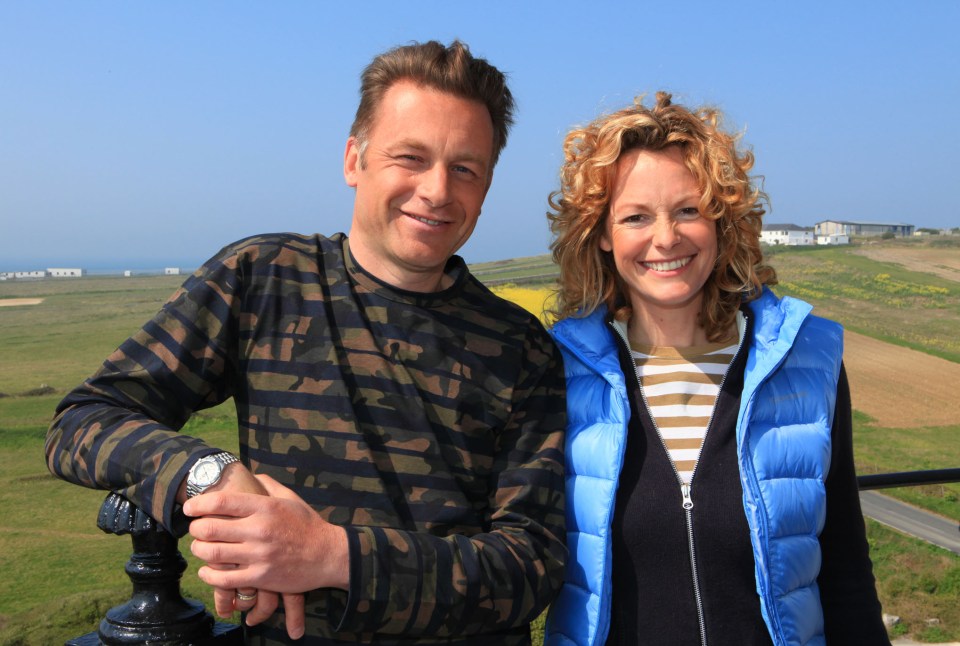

left=194, top=459, right=221, bottom=487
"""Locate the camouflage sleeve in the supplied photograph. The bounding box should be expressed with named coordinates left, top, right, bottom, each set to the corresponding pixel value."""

left=44, top=247, right=242, bottom=535
left=332, top=321, right=568, bottom=636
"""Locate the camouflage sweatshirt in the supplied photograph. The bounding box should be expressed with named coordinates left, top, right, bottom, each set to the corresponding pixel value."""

left=46, top=233, right=567, bottom=645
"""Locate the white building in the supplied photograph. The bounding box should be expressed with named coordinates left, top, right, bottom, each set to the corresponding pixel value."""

left=760, top=224, right=814, bottom=246
left=13, top=270, right=47, bottom=279
left=47, top=267, right=85, bottom=278
left=817, top=234, right=850, bottom=246
left=164, top=267, right=181, bottom=275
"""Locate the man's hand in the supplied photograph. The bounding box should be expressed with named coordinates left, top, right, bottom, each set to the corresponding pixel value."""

left=184, top=474, right=350, bottom=634
left=181, top=464, right=310, bottom=639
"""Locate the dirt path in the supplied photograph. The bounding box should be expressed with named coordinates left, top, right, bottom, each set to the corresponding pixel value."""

left=0, top=298, right=44, bottom=307
left=844, top=330, right=960, bottom=428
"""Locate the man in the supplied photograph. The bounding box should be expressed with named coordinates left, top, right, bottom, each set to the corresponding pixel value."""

left=46, top=40, right=566, bottom=645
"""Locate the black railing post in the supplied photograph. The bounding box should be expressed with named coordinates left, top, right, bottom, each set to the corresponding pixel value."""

left=66, top=493, right=242, bottom=646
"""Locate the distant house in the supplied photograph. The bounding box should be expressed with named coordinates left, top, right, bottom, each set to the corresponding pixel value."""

left=817, top=233, right=850, bottom=246
left=164, top=267, right=181, bottom=276
left=760, top=223, right=814, bottom=246
left=815, top=220, right=914, bottom=237
left=47, top=267, right=85, bottom=278
left=13, top=270, right=47, bottom=279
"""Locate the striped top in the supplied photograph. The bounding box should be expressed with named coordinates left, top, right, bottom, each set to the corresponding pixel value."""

left=630, top=341, right=738, bottom=484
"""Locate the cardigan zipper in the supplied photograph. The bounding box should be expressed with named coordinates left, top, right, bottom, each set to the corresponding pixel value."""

left=610, top=321, right=744, bottom=646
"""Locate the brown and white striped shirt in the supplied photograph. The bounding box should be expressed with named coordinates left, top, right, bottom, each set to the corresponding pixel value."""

left=630, top=340, right=738, bottom=484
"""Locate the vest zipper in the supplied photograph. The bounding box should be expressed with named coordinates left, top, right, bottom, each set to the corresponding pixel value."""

left=610, top=321, right=744, bottom=646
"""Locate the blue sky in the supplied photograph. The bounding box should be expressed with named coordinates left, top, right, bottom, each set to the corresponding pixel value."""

left=2, top=1, right=958, bottom=271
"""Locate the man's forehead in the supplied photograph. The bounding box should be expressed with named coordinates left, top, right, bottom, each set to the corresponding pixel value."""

left=375, top=80, right=488, bottom=119
left=367, top=82, right=494, bottom=150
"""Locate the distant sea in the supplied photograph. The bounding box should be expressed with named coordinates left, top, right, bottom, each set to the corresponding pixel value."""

left=0, top=260, right=205, bottom=275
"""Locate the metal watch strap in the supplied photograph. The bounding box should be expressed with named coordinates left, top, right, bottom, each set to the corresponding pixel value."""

left=185, top=451, right=240, bottom=498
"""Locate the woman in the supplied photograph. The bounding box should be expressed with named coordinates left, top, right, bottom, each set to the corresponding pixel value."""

left=543, top=93, right=889, bottom=645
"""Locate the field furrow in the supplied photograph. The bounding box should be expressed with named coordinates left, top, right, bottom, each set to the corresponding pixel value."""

left=845, top=330, right=960, bottom=428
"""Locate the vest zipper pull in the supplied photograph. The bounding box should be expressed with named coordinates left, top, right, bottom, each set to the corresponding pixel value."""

left=681, top=483, right=694, bottom=510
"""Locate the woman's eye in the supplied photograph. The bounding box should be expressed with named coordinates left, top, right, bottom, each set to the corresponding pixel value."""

left=677, top=207, right=700, bottom=220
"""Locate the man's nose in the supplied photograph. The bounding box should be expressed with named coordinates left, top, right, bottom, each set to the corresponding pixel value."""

left=418, top=165, right=452, bottom=207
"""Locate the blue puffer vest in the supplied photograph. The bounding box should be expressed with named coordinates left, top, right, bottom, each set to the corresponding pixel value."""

left=544, top=288, right=843, bottom=646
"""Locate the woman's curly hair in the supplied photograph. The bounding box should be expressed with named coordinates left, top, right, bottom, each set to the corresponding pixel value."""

left=546, top=91, right=777, bottom=341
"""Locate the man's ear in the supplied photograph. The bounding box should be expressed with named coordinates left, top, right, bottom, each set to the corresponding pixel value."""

left=344, top=137, right=360, bottom=187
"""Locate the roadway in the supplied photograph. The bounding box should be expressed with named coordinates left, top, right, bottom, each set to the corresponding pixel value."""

left=861, top=492, right=960, bottom=645
left=860, top=491, right=960, bottom=555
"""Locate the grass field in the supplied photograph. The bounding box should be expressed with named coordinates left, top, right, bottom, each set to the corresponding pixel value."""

left=766, top=238, right=960, bottom=363
left=0, top=274, right=239, bottom=644
left=1, top=240, right=958, bottom=643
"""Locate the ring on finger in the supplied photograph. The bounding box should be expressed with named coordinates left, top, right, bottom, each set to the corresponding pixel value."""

left=236, top=590, right=258, bottom=602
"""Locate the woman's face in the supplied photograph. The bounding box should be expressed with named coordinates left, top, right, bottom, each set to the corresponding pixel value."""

left=600, top=146, right=718, bottom=322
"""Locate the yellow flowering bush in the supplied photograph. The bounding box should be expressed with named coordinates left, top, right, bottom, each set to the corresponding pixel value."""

left=491, top=285, right=556, bottom=324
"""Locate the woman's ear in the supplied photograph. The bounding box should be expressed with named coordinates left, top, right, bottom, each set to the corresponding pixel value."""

left=599, top=231, right=613, bottom=252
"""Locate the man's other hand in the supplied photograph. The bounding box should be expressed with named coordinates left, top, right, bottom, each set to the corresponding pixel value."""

left=183, top=465, right=313, bottom=640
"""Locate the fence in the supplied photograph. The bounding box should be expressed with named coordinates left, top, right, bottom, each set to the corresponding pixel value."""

left=66, top=493, right=242, bottom=645
left=66, top=469, right=959, bottom=645
left=857, top=468, right=960, bottom=491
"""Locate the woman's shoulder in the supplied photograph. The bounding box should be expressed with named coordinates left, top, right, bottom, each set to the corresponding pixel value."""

left=749, top=287, right=841, bottom=333
left=550, top=307, right=615, bottom=356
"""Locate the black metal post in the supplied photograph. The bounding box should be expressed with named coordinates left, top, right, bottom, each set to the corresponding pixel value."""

left=66, top=493, right=243, bottom=646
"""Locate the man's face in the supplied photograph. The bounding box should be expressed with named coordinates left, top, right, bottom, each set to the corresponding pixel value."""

left=344, top=80, right=495, bottom=292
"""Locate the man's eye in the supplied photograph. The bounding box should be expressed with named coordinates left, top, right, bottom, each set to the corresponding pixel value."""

left=452, top=164, right=476, bottom=176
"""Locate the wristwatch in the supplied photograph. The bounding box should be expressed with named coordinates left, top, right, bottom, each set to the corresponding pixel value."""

left=185, top=452, right=240, bottom=498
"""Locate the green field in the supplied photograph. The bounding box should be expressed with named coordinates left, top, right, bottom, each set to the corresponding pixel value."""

left=0, top=274, right=241, bottom=644
left=1, top=241, right=959, bottom=643
left=766, top=241, right=960, bottom=363
left=470, top=254, right=558, bottom=286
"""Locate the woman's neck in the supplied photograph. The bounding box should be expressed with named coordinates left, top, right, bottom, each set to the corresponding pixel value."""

left=627, top=310, right=709, bottom=348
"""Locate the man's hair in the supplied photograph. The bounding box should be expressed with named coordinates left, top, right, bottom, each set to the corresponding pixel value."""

left=547, top=91, right=776, bottom=341
left=349, top=40, right=514, bottom=169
